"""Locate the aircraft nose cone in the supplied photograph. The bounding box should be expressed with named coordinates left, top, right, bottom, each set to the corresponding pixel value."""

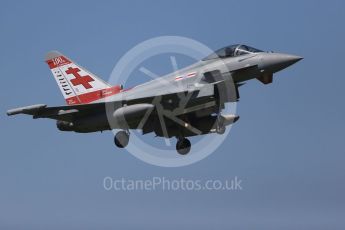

left=262, top=53, right=303, bottom=73
left=279, top=54, right=303, bottom=66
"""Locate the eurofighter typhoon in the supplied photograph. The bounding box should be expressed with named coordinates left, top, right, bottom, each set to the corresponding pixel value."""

left=7, top=44, right=302, bottom=154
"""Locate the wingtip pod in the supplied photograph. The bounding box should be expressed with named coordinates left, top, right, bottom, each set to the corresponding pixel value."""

left=7, top=104, right=47, bottom=116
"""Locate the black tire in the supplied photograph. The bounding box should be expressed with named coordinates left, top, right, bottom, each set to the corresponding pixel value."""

left=216, top=125, right=226, bottom=135
left=176, top=138, right=191, bottom=155
left=216, top=116, right=226, bottom=134
left=114, top=131, right=129, bottom=148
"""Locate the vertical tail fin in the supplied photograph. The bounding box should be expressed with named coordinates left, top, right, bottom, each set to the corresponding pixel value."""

left=45, top=51, right=121, bottom=105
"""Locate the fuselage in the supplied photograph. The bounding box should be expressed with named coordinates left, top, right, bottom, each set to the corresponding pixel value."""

left=58, top=44, right=302, bottom=134
left=98, top=49, right=302, bottom=104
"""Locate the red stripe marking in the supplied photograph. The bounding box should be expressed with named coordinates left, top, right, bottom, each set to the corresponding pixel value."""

left=186, top=72, right=196, bottom=78
left=65, top=85, right=122, bottom=105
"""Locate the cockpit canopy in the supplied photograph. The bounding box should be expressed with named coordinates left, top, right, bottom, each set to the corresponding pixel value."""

left=203, top=44, right=263, bottom=60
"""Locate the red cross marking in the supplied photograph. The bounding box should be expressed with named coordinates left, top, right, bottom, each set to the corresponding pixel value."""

left=65, top=67, right=94, bottom=89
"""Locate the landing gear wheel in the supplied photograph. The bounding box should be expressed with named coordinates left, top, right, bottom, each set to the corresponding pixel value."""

left=216, top=125, right=226, bottom=135
left=114, top=131, right=129, bottom=148
left=176, top=138, right=191, bottom=155
left=216, top=116, right=226, bottom=135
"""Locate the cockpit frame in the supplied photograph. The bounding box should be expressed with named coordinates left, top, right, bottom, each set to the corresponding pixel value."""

left=203, top=44, right=263, bottom=60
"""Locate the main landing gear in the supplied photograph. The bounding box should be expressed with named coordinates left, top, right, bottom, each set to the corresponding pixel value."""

left=216, top=114, right=226, bottom=134
left=176, top=137, right=191, bottom=155
left=114, top=130, right=129, bottom=148
left=113, top=130, right=192, bottom=155
left=216, top=123, right=226, bottom=134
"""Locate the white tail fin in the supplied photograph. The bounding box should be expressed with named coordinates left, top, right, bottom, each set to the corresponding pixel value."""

left=45, top=51, right=121, bottom=105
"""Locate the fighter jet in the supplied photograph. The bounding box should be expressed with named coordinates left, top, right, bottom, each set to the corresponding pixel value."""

left=7, top=44, right=302, bottom=155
